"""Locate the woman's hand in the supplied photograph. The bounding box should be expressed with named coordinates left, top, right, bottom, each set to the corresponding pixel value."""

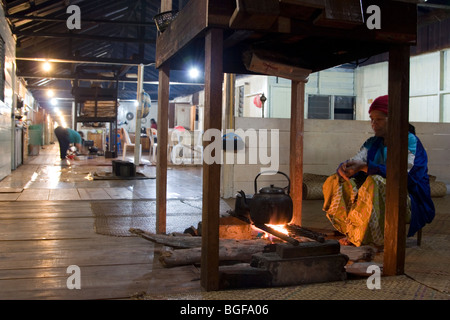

left=337, top=160, right=368, bottom=181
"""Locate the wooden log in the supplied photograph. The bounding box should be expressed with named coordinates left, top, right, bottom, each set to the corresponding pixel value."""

left=159, top=240, right=268, bottom=268
left=345, top=262, right=383, bottom=277
left=340, top=245, right=377, bottom=262
left=130, top=228, right=201, bottom=248
left=130, top=228, right=267, bottom=249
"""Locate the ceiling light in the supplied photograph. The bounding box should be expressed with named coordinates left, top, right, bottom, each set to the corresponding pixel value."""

left=47, top=89, right=54, bottom=97
left=51, top=98, right=57, bottom=106
left=43, top=61, right=52, bottom=72
left=189, top=67, right=200, bottom=79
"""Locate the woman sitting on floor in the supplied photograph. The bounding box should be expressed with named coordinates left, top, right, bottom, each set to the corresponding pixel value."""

left=322, top=95, right=435, bottom=247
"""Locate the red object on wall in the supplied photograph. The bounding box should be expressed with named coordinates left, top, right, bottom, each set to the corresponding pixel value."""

left=253, top=95, right=262, bottom=108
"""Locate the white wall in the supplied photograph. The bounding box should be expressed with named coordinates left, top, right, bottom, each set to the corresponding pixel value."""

left=117, top=99, right=157, bottom=134
left=234, top=68, right=355, bottom=120
left=0, top=5, right=17, bottom=180
left=221, top=118, right=450, bottom=198
left=235, top=75, right=268, bottom=118
left=354, top=49, right=450, bottom=122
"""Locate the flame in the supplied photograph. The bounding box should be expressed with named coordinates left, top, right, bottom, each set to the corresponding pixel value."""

left=266, top=224, right=289, bottom=235
left=251, top=223, right=290, bottom=241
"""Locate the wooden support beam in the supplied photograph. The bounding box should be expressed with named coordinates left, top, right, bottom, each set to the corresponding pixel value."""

left=201, top=28, right=223, bottom=291
left=289, top=80, right=307, bottom=226
left=229, top=0, right=280, bottom=30
left=5, top=14, right=156, bottom=26
left=161, top=0, right=173, bottom=12
left=384, top=45, right=410, bottom=276
left=244, top=50, right=311, bottom=81
left=156, top=0, right=208, bottom=68
left=156, top=63, right=170, bottom=234
left=14, top=31, right=155, bottom=43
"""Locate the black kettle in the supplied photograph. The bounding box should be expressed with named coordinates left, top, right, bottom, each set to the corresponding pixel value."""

left=235, top=171, right=293, bottom=225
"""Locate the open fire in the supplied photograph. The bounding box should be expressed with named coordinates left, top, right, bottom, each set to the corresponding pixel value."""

left=249, top=222, right=326, bottom=245
left=251, top=224, right=290, bottom=242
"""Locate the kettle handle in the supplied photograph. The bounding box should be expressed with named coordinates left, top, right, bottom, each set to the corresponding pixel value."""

left=254, top=171, right=291, bottom=195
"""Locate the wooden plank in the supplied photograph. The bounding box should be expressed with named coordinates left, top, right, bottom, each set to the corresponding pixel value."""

left=78, top=188, right=111, bottom=200
left=290, top=80, right=307, bottom=226
left=16, top=189, right=49, bottom=201
left=161, top=0, right=172, bottom=12
left=244, top=50, right=312, bottom=81
left=155, top=0, right=208, bottom=68
left=229, top=0, right=280, bottom=30
left=201, top=28, right=223, bottom=291
left=49, top=188, right=81, bottom=201
left=103, top=187, right=135, bottom=199
left=384, top=45, right=410, bottom=276
left=156, top=63, right=170, bottom=234
left=314, top=0, right=363, bottom=28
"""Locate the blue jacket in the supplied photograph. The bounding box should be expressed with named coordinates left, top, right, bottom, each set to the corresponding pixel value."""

left=353, top=133, right=435, bottom=237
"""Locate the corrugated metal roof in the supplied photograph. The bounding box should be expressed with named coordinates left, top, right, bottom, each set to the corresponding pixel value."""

left=2, top=0, right=203, bottom=119
left=2, top=0, right=449, bottom=121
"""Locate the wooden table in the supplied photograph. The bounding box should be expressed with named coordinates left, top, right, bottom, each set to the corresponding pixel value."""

left=155, top=0, right=417, bottom=290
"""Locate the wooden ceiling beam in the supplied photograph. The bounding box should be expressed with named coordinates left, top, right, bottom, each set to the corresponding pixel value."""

left=5, top=14, right=157, bottom=27
left=14, top=30, right=156, bottom=43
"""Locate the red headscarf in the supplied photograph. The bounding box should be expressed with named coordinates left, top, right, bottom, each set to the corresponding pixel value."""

left=369, top=95, right=388, bottom=115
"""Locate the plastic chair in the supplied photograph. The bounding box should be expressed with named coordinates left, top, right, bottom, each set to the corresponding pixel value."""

left=122, top=128, right=142, bottom=161
left=147, top=128, right=158, bottom=163
left=170, top=129, right=184, bottom=164
left=192, top=130, right=203, bottom=164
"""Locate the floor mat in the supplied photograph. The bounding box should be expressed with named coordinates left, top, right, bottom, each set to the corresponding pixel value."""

left=91, top=199, right=231, bottom=237
left=137, top=275, right=449, bottom=300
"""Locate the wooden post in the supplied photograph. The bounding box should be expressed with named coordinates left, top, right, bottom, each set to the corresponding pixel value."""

left=201, top=28, right=223, bottom=291
left=161, top=0, right=172, bottom=12
left=156, top=63, right=170, bottom=234
left=384, top=45, right=410, bottom=275
left=289, top=80, right=306, bottom=226
left=155, top=0, right=173, bottom=235
left=134, top=64, right=144, bottom=165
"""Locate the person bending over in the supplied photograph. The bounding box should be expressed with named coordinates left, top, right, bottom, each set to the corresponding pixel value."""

left=54, top=126, right=83, bottom=161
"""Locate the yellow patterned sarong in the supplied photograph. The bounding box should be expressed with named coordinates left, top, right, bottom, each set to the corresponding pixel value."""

left=322, top=173, right=410, bottom=247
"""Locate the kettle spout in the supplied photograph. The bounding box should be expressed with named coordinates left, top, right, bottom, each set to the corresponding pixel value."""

left=237, top=190, right=247, bottom=205
left=234, top=190, right=250, bottom=221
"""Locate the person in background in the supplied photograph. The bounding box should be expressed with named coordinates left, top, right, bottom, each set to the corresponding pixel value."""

left=150, top=118, right=157, bottom=130
left=54, top=126, right=84, bottom=162
left=322, top=95, right=435, bottom=247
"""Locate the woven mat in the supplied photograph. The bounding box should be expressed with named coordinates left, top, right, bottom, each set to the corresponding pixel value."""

left=133, top=196, right=450, bottom=300
left=404, top=209, right=450, bottom=294
left=91, top=199, right=231, bottom=237
left=137, top=275, right=448, bottom=300
left=92, top=171, right=153, bottom=180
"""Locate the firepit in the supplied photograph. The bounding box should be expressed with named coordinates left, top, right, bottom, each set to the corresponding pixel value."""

left=222, top=199, right=348, bottom=289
